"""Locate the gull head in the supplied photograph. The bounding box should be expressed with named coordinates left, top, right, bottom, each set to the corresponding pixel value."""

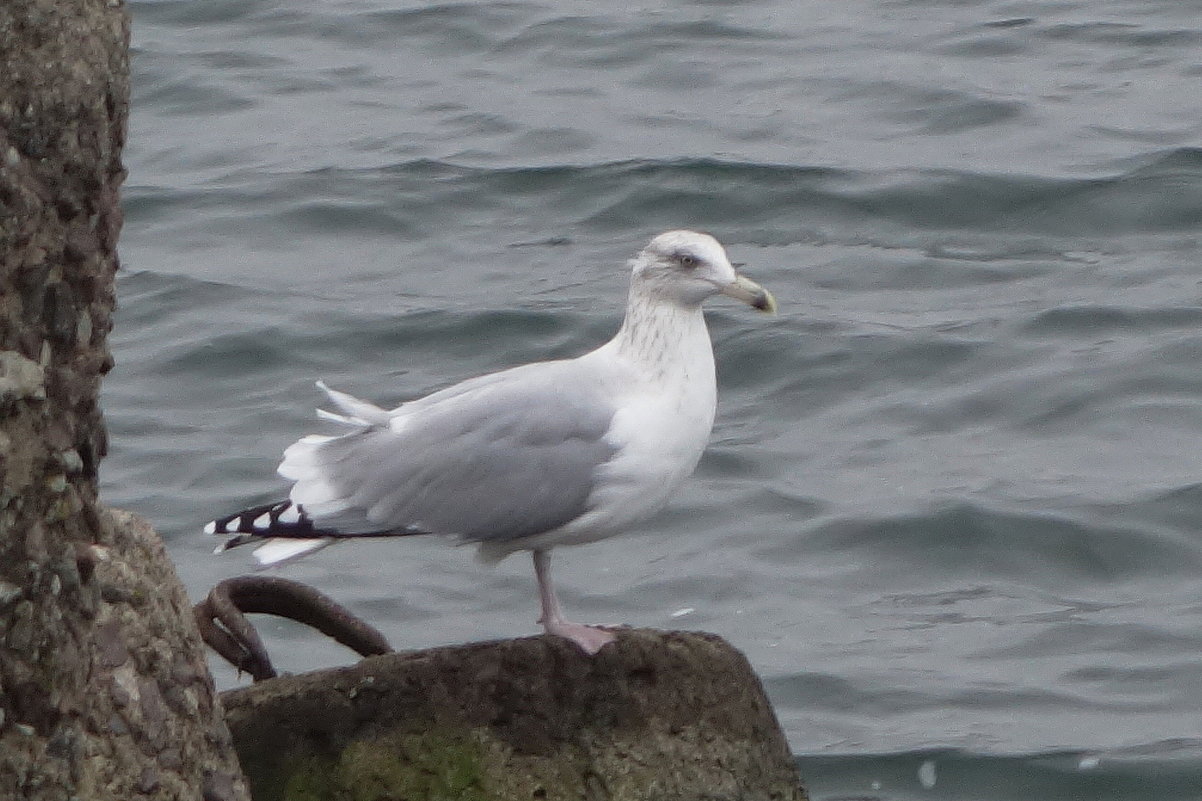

left=630, top=230, right=776, bottom=313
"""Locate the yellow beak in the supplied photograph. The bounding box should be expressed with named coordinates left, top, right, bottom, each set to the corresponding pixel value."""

left=720, top=274, right=777, bottom=313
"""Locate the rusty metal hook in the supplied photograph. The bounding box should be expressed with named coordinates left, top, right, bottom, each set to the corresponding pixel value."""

left=194, top=575, right=391, bottom=681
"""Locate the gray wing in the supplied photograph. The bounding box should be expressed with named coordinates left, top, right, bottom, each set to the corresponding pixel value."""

left=284, top=360, right=618, bottom=543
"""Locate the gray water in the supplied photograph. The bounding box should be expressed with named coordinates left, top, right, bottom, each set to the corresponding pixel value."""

left=106, top=1, right=1202, bottom=798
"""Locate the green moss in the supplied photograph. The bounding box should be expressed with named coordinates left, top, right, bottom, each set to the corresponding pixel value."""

left=277, top=729, right=491, bottom=801
left=280, top=754, right=339, bottom=801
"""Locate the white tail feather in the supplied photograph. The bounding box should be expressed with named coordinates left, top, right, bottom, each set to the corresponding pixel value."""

left=278, top=437, right=329, bottom=481
left=316, top=380, right=390, bottom=427
left=253, top=538, right=333, bottom=566
left=289, top=477, right=349, bottom=517
left=316, top=408, right=363, bottom=426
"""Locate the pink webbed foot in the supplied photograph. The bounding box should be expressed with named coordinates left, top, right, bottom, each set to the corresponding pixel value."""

left=542, top=619, right=617, bottom=655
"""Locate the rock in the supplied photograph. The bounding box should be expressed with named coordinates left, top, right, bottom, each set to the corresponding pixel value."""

left=0, top=1, right=252, bottom=796
left=85, top=510, right=250, bottom=794
left=0, top=351, right=46, bottom=407
left=222, top=629, right=807, bottom=801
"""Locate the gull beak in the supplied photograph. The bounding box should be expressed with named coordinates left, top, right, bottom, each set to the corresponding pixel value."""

left=720, top=273, right=777, bottom=314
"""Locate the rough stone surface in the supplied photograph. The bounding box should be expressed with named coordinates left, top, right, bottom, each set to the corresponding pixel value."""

left=0, top=2, right=250, bottom=798
left=86, top=510, right=249, bottom=799
left=222, top=629, right=808, bottom=801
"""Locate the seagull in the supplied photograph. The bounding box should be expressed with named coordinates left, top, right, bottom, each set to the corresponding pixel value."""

left=205, top=230, right=776, bottom=654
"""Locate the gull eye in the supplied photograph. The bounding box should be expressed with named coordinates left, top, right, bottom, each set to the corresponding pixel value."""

left=677, top=254, right=699, bottom=269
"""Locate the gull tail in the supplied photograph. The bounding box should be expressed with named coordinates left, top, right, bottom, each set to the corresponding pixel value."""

left=313, top=380, right=391, bottom=428
left=204, top=500, right=333, bottom=566
left=205, top=382, right=414, bottom=568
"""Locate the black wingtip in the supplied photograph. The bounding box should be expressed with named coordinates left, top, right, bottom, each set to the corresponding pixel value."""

left=204, top=500, right=319, bottom=546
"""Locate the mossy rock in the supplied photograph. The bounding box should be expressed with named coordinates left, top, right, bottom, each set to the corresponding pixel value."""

left=223, top=629, right=807, bottom=801
left=277, top=730, right=491, bottom=801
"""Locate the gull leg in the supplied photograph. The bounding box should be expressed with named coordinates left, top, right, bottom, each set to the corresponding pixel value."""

left=532, top=549, right=616, bottom=655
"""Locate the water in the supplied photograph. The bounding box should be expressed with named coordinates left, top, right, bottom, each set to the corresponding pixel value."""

left=106, top=1, right=1202, bottom=797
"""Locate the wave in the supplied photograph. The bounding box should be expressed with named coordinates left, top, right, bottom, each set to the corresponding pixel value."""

left=124, top=149, right=1202, bottom=250
left=796, top=743, right=1202, bottom=801
left=758, top=500, right=1202, bottom=585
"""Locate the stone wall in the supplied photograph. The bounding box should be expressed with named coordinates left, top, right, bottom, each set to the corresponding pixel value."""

left=0, top=2, right=249, bottom=798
